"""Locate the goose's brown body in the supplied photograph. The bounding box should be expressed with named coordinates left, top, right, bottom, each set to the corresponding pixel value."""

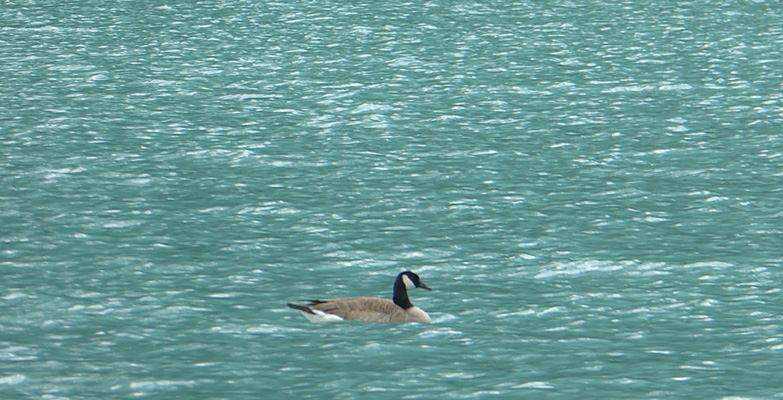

left=291, top=297, right=430, bottom=323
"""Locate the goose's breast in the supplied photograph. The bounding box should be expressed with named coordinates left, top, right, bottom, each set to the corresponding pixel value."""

left=406, top=306, right=431, bottom=323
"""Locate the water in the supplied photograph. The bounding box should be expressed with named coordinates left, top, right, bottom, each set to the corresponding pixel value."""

left=2, top=0, right=783, bottom=398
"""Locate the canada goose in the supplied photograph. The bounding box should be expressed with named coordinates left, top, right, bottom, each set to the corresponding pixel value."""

left=287, top=271, right=432, bottom=323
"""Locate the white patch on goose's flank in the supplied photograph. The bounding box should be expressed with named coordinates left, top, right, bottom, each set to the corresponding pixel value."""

left=300, top=309, right=344, bottom=323
left=402, top=274, right=415, bottom=289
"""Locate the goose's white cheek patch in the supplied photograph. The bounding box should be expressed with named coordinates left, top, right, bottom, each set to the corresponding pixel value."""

left=402, top=274, right=415, bottom=289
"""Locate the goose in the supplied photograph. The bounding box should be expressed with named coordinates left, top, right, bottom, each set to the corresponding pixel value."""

left=287, top=271, right=432, bottom=323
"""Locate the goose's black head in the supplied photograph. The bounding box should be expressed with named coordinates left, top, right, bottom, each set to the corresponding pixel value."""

left=400, top=271, right=432, bottom=291
left=393, top=271, right=432, bottom=309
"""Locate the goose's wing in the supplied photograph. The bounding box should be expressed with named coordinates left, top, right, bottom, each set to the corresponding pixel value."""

left=309, top=297, right=409, bottom=322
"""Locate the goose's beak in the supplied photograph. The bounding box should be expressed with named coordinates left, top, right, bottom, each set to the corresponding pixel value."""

left=418, top=282, right=432, bottom=290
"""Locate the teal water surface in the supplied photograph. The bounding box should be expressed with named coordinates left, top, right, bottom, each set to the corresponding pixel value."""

left=2, top=0, right=783, bottom=398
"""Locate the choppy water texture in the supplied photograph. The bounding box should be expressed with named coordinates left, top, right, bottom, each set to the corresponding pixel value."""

left=2, top=0, right=783, bottom=398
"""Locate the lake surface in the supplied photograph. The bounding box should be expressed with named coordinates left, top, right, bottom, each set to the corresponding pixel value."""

left=2, top=0, right=783, bottom=398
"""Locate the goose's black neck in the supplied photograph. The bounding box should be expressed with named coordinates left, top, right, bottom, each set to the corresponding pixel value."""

left=392, top=274, right=414, bottom=309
